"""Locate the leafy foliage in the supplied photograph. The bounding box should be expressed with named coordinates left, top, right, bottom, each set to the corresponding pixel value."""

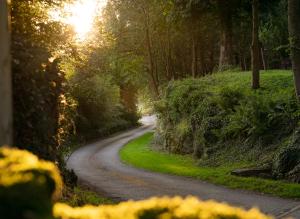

left=70, top=72, right=139, bottom=139
left=0, top=147, right=62, bottom=219
left=11, top=0, right=140, bottom=161
left=54, top=197, right=271, bottom=219
left=11, top=0, right=76, bottom=161
left=273, top=128, right=300, bottom=183
left=156, top=70, right=300, bottom=180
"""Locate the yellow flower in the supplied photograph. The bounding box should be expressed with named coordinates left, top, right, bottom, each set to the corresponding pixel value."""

left=53, top=196, right=272, bottom=219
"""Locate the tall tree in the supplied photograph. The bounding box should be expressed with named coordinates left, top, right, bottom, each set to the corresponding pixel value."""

left=251, top=0, right=260, bottom=89
left=11, top=0, right=74, bottom=160
left=288, top=0, right=300, bottom=98
left=0, top=0, right=12, bottom=146
left=217, top=0, right=234, bottom=70
left=143, top=4, right=160, bottom=97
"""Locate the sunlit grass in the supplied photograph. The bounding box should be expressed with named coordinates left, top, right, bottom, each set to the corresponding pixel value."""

left=120, top=133, right=300, bottom=199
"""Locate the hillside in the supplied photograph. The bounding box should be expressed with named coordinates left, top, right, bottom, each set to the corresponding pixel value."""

left=156, top=70, right=300, bottom=182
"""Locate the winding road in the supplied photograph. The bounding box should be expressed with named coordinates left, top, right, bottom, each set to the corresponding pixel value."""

left=67, top=116, right=300, bottom=218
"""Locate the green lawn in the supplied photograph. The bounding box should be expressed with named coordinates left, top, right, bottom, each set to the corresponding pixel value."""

left=120, top=132, right=300, bottom=199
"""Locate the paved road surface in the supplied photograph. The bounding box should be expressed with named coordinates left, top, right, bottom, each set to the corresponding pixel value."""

left=67, top=116, right=300, bottom=218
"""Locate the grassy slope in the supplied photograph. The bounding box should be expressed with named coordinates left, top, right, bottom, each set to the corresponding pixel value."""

left=157, top=70, right=297, bottom=163
left=120, top=132, right=300, bottom=199
left=196, top=70, right=293, bottom=92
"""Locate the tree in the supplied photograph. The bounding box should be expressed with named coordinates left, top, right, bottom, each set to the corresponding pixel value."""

left=11, top=0, right=75, bottom=160
left=143, top=2, right=160, bottom=97
left=174, top=0, right=213, bottom=77
left=259, top=0, right=289, bottom=70
left=104, top=0, right=290, bottom=97
left=288, top=0, right=300, bottom=98
left=0, top=0, right=12, bottom=146
left=251, top=0, right=260, bottom=89
left=104, top=0, right=160, bottom=97
left=217, top=0, right=235, bottom=70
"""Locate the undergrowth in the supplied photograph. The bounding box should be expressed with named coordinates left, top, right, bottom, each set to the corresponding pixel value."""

left=155, top=70, right=300, bottom=182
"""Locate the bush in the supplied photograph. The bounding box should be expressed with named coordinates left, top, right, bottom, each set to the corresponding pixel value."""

left=54, top=197, right=271, bottom=219
left=13, top=58, right=76, bottom=161
left=70, top=74, right=139, bottom=140
left=287, top=164, right=300, bottom=183
left=273, top=146, right=300, bottom=178
left=224, top=92, right=299, bottom=142
left=0, top=148, right=271, bottom=219
left=0, top=147, right=62, bottom=219
left=71, top=74, right=119, bottom=132
left=273, top=129, right=300, bottom=182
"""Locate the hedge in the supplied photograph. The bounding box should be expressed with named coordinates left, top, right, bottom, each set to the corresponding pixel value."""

left=0, top=147, right=62, bottom=219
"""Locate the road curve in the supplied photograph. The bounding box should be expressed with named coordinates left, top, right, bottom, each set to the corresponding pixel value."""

left=67, top=116, right=300, bottom=218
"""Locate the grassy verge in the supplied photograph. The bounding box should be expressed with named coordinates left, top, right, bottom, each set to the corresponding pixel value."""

left=120, top=132, right=300, bottom=199
left=61, top=186, right=114, bottom=206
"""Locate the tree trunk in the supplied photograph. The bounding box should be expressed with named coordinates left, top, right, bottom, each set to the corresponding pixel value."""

left=288, top=0, right=300, bottom=99
left=162, top=38, right=171, bottom=81
left=191, top=34, right=197, bottom=78
left=120, top=84, right=137, bottom=113
left=261, top=46, right=267, bottom=71
left=166, top=28, right=174, bottom=80
left=251, top=0, right=260, bottom=89
left=143, top=8, right=159, bottom=98
left=0, top=0, right=12, bottom=146
left=217, top=0, right=234, bottom=71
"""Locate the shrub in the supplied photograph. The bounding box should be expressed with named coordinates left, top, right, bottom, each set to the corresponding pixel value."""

left=273, top=129, right=300, bottom=182
left=273, top=146, right=300, bottom=177
left=156, top=71, right=300, bottom=179
left=70, top=74, right=139, bottom=140
left=0, top=148, right=271, bottom=219
left=218, top=86, right=244, bottom=112
left=13, top=59, right=76, bottom=161
left=70, top=74, right=120, bottom=132
left=54, top=197, right=271, bottom=219
left=287, top=164, right=300, bottom=183
left=0, top=147, right=62, bottom=219
left=224, top=92, right=299, bottom=142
